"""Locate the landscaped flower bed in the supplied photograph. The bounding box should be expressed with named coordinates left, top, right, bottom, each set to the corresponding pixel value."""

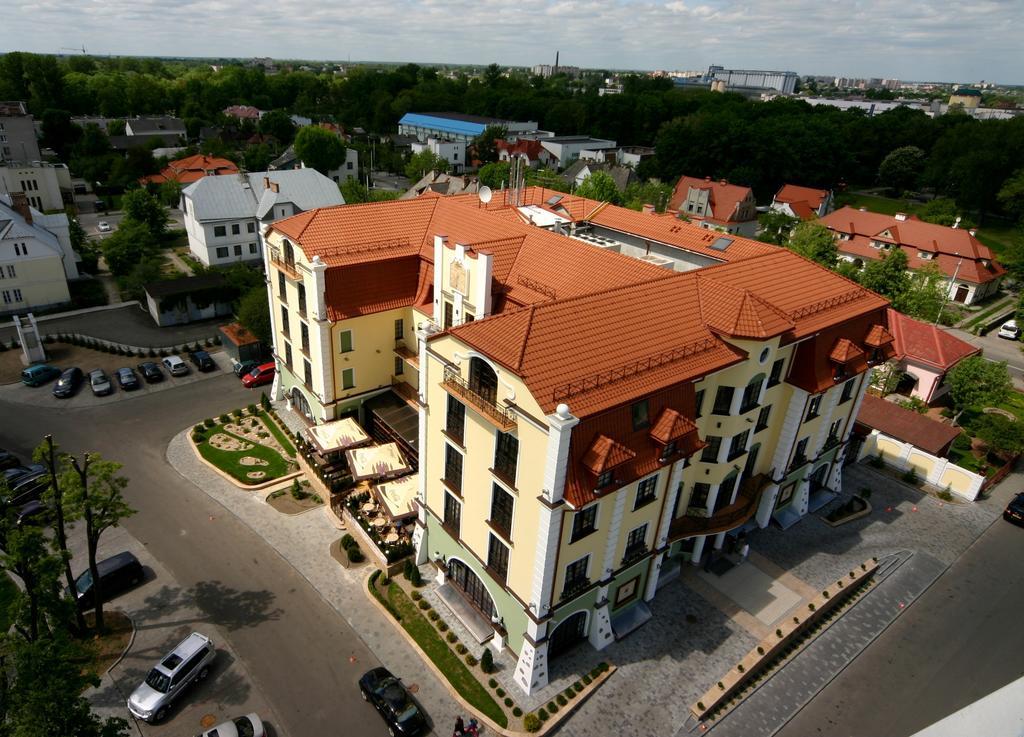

left=191, top=405, right=299, bottom=485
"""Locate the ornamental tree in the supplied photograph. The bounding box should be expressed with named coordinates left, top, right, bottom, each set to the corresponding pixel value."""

left=946, top=355, right=1012, bottom=423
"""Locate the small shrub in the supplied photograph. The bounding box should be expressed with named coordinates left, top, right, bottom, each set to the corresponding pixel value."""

left=204, top=418, right=215, bottom=428
left=573, top=681, right=583, bottom=693
left=548, top=700, right=559, bottom=713
left=465, top=654, right=477, bottom=666
left=455, top=643, right=468, bottom=655
left=260, top=392, right=271, bottom=410
left=193, top=424, right=205, bottom=433
left=504, top=697, right=513, bottom=707
left=191, top=432, right=203, bottom=443
left=212, top=335, right=222, bottom=345
left=756, top=646, right=764, bottom=655
left=232, top=407, right=244, bottom=418
left=823, top=590, right=830, bottom=599
left=427, top=610, right=439, bottom=621
left=345, top=547, right=364, bottom=563
left=737, top=664, right=745, bottom=673
left=869, top=453, right=885, bottom=468
left=410, top=590, right=422, bottom=601
left=718, top=681, right=725, bottom=690
left=409, top=567, right=423, bottom=587
left=697, top=701, right=706, bottom=712
left=446, top=632, right=457, bottom=643
left=247, top=403, right=258, bottom=415
left=496, top=687, right=505, bottom=697
left=341, top=534, right=355, bottom=549
left=159, top=348, right=168, bottom=357
left=148, top=348, right=157, bottom=357
left=513, top=707, right=522, bottom=718
left=582, top=674, right=592, bottom=685
left=219, top=413, right=230, bottom=423
left=481, top=649, right=494, bottom=674
left=598, top=662, right=609, bottom=672
left=403, top=560, right=414, bottom=580
left=524, top=712, right=541, bottom=731
left=901, top=468, right=919, bottom=484
left=776, top=628, right=783, bottom=638
left=205, top=337, right=213, bottom=347
left=861, top=563, right=867, bottom=571
left=808, top=603, right=816, bottom=612
left=488, top=677, right=498, bottom=688
left=837, top=580, right=844, bottom=588
left=438, top=622, right=449, bottom=632
left=793, top=616, right=800, bottom=624
left=417, top=599, right=430, bottom=610
left=938, top=489, right=954, bottom=501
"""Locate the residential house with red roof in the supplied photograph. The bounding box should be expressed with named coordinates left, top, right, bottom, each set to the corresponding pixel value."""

left=669, top=175, right=759, bottom=236
left=819, top=207, right=1005, bottom=305
left=884, top=307, right=980, bottom=403
left=496, top=139, right=555, bottom=169
left=140, top=154, right=239, bottom=186
left=263, top=187, right=894, bottom=695
left=770, top=184, right=834, bottom=220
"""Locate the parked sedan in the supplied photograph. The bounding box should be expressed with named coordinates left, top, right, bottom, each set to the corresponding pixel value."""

left=194, top=713, right=264, bottom=737
left=162, top=355, right=189, bottom=377
left=241, top=362, right=275, bottom=388
left=1004, top=493, right=1024, bottom=527
left=137, top=362, right=164, bottom=383
left=97, top=221, right=111, bottom=232
left=359, top=668, right=427, bottom=736
left=89, top=369, right=113, bottom=397
left=116, top=367, right=140, bottom=391
left=53, top=367, right=84, bottom=398
left=189, top=350, right=216, bottom=373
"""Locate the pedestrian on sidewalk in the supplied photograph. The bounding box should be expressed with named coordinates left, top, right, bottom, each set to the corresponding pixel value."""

left=453, top=715, right=465, bottom=736
left=466, top=717, right=480, bottom=735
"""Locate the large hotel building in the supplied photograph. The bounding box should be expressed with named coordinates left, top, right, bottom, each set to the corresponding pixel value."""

left=263, top=187, right=893, bottom=694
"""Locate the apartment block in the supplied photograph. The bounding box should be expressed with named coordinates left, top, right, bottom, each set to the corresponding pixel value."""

left=263, top=188, right=893, bottom=695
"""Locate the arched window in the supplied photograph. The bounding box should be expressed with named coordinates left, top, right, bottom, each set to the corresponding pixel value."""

left=283, top=239, right=295, bottom=267
left=291, top=387, right=313, bottom=421
left=469, top=357, right=498, bottom=404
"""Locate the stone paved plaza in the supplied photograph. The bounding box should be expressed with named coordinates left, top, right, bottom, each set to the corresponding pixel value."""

left=167, top=406, right=1016, bottom=737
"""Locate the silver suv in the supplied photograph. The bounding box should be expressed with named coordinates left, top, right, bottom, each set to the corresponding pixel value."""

left=128, top=632, right=215, bottom=723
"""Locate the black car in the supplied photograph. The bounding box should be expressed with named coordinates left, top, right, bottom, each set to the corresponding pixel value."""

left=0, top=448, right=20, bottom=472
left=53, top=367, right=84, bottom=398
left=1004, top=493, right=1024, bottom=527
left=189, top=350, right=216, bottom=373
left=73, top=551, right=144, bottom=608
left=233, top=360, right=258, bottom=378
left=2, top=464, right=49, bottom=507
left=15, top=499, right=49, bottom=527
left=137, top=362, right=164, bottom=383
left=116, top=367, right=141, bottom=391
left=359, top=667, right=427, bottom=736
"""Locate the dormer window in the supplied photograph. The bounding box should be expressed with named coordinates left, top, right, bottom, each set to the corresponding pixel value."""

left=596, top=470, right=614, bottom=489
left=918, top=251, right=933, bottom=260
left=867, top=348, right=884, bottom=366
left=659, top=440, right=677, bottom=462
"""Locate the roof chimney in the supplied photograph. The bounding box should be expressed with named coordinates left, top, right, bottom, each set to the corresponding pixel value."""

left=642, top=203, right=655, bottom=215
left=719, top=179, right=728, bottom=186
left=952, top=216, right=961, bottom=229
left=263, top=176, right=271, bottom=188
left=704, top=176, right=712, bottom=182
left=9, top=192, right=32, bottom=224
left=894, top=212, right=907, bottom=221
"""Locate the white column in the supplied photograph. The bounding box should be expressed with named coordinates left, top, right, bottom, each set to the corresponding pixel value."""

left=413, top=321, right=440, bottom=566
left=588, top=604, right=614, bottom=650
left=771, top=387, right=808, bottom=475
left=755, top=483, right=780, bottom=527
left=432, top=235, right=447, bottom=324
left=690, top=534, right=708, bottom=566
left=472, top=252, right=493, bottom=319
left=527, top=404, right=578, bottom=617
left=599, top=485, right=629, bottom=581
left=513, top=619, right=550, bottom=694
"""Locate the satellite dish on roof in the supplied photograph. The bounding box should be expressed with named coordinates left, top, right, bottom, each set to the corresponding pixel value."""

left=478, top=186, right=493, bottom=204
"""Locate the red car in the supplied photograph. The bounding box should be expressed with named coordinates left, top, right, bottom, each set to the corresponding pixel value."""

left=241, top=362, right=276, bottom=388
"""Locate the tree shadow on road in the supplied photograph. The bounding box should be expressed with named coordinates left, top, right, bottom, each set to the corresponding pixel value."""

left=130, top=579, right=285, bottom=632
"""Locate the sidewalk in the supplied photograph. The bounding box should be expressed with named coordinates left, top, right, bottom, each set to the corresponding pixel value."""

left=164, top=425, right=466, bottom=732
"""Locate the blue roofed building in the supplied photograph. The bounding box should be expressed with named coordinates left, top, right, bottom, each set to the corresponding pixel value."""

left=398, top=112, right=539, bottom=143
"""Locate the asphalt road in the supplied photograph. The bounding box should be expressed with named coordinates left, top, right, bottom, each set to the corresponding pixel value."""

left=948, top=325, right=1024, bottom=382
left=0, top=376, right=390, bottom=737
left=76, top=207, right=186, bottom=238
left=777, top=508, right=1024, bottom=737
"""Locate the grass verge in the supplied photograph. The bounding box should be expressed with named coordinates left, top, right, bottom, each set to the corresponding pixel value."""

left=369, top=571, right=507, bottom=727
left=195, top=426, right=293, bottom=483
left=261, top=411, right=296, bottom=456
left=79, top=610, right=134, bottom=679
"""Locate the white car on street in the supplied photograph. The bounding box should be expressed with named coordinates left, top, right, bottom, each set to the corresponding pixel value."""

left=998, top=320, right=1020, bottom=340
left=97, top=221, right=111, bottom=232
left=196, top=713, right=265, bottom=737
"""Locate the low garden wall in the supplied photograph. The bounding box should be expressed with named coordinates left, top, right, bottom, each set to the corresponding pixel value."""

left=691, top=557, right=879, bottom=722
left=858, top=430, right=983, bottom=501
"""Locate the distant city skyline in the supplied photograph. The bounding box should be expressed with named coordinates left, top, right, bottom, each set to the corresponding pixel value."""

left=3, top=0, right=1022, bottom=85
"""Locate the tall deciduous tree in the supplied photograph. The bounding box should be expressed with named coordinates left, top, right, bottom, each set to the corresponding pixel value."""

left=758, top=211, right=800, bottom=245
left=787, top=222, right=838, bottom=267
left=860, top=248, right=910, bottom=303
left=998, top=169, right=1024, bottom=223
left=258, top=109, right=297, bottom=145
left=477, top=161, right=510, bottom=190
left=574, top=171, right=621, bottom=204
left=946, top=356, right=1012, bottom=423
left=897, top=262, right=947, bottom=323
left=237, top=288, right=271, bottom=345
left=294, top=126, right=346, bottom=175
left=121, top=188, right=168, bottom=236
left=404, top=150, right=450, bottom=182
left=471, top=125, right=507, bottom=164
left=878, top=145, right=925, bottom=193
left=64, top=454, right=136, bottom=632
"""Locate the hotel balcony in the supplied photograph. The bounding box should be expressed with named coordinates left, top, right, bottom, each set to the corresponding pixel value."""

left=269, top=251, right=301, bottom=280
left=393, top=340, right=419, bottom=369
left=391, top=375, right=419, bottom=408
left=441, top=368, right=517, bottom=431
left=668, top=473, right=770, bottom=541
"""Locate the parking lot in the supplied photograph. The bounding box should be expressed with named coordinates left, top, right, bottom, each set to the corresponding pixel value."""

left=0, top=346, right=240, bottom=409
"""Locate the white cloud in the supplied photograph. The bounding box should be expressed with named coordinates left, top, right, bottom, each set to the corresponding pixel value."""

left=4, top=0, right=1021, bottom=82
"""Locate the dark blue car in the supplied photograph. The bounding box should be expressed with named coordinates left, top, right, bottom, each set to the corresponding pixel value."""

left=53, top=367, right=84, bottom=398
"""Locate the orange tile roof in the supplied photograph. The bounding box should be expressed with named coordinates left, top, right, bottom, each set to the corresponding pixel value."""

left=864, top=323, right=895, bottom=348
left=140, top=154, right=238, bottom=185
left=856, top=394, right=961, bottom=455
left=324, top=257, right=422, bottom=321
left=821, top=207, right=1005, bottom=285
left=581, top=434, right=637, bottom=475
left=886, top=308, right=980, bottom=371
left=649, top=407, right=699, bottom=444
left=669, top=175, right=755, bottom=224
left=219, top=322, right=260, bottom=346
left=774, top=184, right=830, bottom=210
left=829, top=337, right=865, bottom=364
left=697, top=275, right=795, bottom=338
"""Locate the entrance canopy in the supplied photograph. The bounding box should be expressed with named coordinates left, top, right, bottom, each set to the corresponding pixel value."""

left=306, top=417, right=372, bottom=454
left=346, top=442, right=411, bottom=481
left=372, top=473, right=419, bottom=520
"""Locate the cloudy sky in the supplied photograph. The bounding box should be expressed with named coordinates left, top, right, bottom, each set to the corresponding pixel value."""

left=5, top=0, right=1022, bottom=83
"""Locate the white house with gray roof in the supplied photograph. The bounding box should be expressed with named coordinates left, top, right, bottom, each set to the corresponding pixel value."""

left=180, top=169, right=344, bottom=266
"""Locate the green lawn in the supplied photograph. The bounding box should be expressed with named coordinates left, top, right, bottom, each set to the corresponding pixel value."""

left=0, top=573, right=18, bottom=632
left=377, top=577, right=507, bottom=727
left=195, top=425, right=293, bottom=484
left=261, top=411, right=296, bottom=456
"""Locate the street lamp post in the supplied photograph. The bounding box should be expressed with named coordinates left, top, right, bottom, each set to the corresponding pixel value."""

left=935, top=253, right=963, bottom=326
